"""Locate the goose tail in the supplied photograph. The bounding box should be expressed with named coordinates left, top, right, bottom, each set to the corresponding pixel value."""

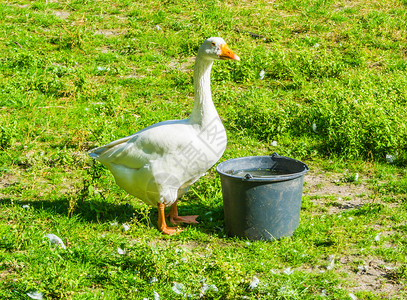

left=88, top=147, right=105, bottom=160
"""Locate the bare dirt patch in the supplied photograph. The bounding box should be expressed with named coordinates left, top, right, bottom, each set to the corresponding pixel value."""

left=53, top=10, right=70, bottom=20
left=168, top=57, right=195, bottom=72
left=301, top=255, right=403, bottom=297
left=304, top=169, right=375, bottom=214
left=94, top=29, right=124, bottom=37
left=339, top=256, right=403, bottom=297
left=0, top=172, right=19, bottom=189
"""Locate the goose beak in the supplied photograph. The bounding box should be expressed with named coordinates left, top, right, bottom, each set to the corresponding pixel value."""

left=220, top=44, right=240, bottom=61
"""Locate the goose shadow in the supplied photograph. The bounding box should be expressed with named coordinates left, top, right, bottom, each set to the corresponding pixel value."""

left=1, top=194, right=226, bottom=235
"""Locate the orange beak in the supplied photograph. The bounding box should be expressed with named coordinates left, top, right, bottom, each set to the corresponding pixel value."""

left=220, top=44, right=240, bottom=61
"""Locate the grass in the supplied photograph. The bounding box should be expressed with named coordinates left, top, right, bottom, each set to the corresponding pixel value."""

left=1, top=0, right=407, bottom=298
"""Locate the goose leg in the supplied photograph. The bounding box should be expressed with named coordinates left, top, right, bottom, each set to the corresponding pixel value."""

left=168, top=201, right=199, bottom=225
left=157, top=203, right=181, bottom=235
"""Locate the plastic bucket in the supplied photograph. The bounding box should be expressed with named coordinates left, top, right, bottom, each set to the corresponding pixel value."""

left=216, top=153, right=309, bottom=241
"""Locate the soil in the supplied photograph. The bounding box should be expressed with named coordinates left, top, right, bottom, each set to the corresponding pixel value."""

left=304, top=169, right=374, bottom=214
left=304, top=169, right=404, bottom=297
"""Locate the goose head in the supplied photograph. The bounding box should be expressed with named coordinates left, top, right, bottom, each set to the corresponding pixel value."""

left=197, top=37, right=240, bottom=61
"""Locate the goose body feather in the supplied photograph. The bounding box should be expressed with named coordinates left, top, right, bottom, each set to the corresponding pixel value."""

left=88, top=37, right=239, bottom=228
left=89, top=117, right=226, bottom=206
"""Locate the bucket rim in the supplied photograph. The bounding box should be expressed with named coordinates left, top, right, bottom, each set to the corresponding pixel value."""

left=216, top=154, right=309, bottom=182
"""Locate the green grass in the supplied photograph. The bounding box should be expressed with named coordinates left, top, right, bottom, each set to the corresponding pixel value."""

left=1, top=0, right=407, bottom=299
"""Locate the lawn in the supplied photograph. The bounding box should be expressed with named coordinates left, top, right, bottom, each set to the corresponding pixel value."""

left=0, top=0, right=406, bottom=299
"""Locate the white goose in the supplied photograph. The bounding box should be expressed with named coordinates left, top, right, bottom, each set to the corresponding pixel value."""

left=88, top=37, right=240, bottom=234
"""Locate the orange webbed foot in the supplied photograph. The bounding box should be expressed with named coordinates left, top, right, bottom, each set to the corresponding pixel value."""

left=160, top=225, right=183, bottom=235
left=157, top=202, right=183, bottom=235
left=168, top=201, right=199, bottom=225
left=169, top=214, right=199, bottom=225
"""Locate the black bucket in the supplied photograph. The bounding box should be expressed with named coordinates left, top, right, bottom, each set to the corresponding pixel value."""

left=216, top=153, right=309, bottom=241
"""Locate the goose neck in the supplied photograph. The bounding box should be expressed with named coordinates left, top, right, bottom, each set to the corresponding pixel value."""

left=190, top=56, right=217, bottom=125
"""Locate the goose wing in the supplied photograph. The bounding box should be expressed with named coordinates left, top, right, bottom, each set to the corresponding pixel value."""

left=88, top=120, right=197, bottom=170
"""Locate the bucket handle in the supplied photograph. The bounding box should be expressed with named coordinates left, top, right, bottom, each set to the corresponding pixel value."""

left=242, top=153, right=279, bottom=181
left=244, top=173, right=253, bottom=180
